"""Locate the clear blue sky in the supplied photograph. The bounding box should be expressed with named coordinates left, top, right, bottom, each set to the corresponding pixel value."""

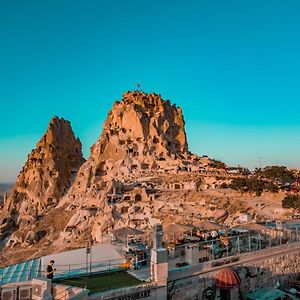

left=1, top=0, right=300, bottom=182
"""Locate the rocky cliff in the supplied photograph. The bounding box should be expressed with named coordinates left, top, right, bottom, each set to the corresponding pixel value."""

left=0, top=117, right=85, bottom=239
left=59, top=91, right=190, bottom=242
left=0, top=91, right=196, bottom=260
left=64, top=91, right=188, bottom=193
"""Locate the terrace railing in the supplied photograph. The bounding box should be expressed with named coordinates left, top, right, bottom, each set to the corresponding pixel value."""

left=169, top=226, right=300, bottom=269
left=0, top=258, right=126, bottom=286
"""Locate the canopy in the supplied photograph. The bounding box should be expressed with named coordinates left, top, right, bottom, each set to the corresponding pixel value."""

left=246, top=288, right=289, bottom=300
left=110, top=226, right=144, bottom=241
left=163, top=223, right=192, bottom=234
left=193, top=220, right=224, bottom=231
left=215, top=268, right=240, bottom=289
left=233, top=223, right=271, bottom=232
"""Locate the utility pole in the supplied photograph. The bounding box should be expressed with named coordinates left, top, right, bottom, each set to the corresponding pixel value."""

left=258, top=157, right=262, bottom=169
left=86, top=241, right=91, bottom=279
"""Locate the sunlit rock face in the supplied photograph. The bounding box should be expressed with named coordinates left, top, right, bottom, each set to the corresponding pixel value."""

left=69, top=91, right=188, bottom=188
left=60, top=91, right=190, bottom=240
left=0, top=91, right=193, bottom=255
left=0, top=117, right=85, bottom=236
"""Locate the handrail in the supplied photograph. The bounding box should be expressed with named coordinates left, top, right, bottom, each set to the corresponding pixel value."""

left=1, top=227, right=300, bottom=286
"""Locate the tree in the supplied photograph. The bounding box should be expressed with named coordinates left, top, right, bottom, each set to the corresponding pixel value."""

left=256, top=166, right=294, bottom=184
left=265, top=182, right=279, bottom=193
left=229, top=177, right=279, bottom=194
left=209, top=159, right=226, bottom=169
left=282, top=194, right=300, bottom=209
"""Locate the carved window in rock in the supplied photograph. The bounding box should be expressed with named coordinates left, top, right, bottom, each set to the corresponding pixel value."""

left=174, top=183, right=181, bottom=190
left=44, top=181, right=50, bottom=189
left=135, top=193, right=142, bottom=202
left=131, top=165, right=138, bottom=171
left=153, top=137, right=159, bottom=144
left=123, top=195, right=131, bottom=201
left=95, top=162, right=107, bottom=176
left=107, top=196, right=112, bottom=204
left=121, top=206, right=129, bottom=214
left=141, top=163, right=149, bottom=170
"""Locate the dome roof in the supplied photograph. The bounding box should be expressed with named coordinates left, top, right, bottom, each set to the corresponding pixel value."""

left=215, top=268, right=241, bottom=289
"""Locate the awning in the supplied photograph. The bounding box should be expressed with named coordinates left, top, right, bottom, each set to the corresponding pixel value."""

left=215, top=268, right=240, bottom=289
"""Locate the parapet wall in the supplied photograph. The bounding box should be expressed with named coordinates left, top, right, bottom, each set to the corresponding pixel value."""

left=85, top=243, right=300, bottom=300
left=168, top=242, right=300, bottom=300
left=89, top=283, right=166, bottom=300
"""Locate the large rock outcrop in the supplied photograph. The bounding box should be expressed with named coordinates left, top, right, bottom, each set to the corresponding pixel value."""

left=0, top=91, right=195, bottom=256
left=60, top=91, right=190, bottom=241
left=64, top=91, right=188, bottom=197
left=0, top=117, right=85, bottom=237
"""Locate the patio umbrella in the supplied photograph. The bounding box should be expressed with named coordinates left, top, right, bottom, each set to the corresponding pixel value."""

left=215, top=268, right=241, bottom=289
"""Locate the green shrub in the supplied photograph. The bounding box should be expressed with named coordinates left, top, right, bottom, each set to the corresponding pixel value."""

left=255, top=166, right=294, bottom=184
left=282, top=194, right=300, bottom=209
left=229, top=177, right=278, bottom=194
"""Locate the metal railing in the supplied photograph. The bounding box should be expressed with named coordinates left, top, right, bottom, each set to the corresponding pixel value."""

left=168, top=227, right=300, bottom=268
left=49, top=258, right=126, bottom=280
left=2, top=227, right=300, bottom=286
left=0, top=258, right=126, bottom=286
left=0, top=264, right=41, bottom=285
left=0, top=258, right=142, bottom=295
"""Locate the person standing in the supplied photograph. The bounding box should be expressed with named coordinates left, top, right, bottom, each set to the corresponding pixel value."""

left=46, top=260, right=56, bottom=280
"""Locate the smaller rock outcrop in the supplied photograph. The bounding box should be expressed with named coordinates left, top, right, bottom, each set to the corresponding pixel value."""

left=0, top=117, right=85, bottom=238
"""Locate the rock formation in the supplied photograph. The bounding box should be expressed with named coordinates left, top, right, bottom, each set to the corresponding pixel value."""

left=0, top=117, right=85, bottom=239
left=59, top=91, right=190, bottom=241
left=60, top=91, right=189, bottom=203
left=0, top=91, right=291, bottom=266
left=1, top=91, right=211, bottom=260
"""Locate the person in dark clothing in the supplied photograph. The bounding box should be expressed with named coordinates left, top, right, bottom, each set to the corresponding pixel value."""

left=46, top=260, right=56, bottom=280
